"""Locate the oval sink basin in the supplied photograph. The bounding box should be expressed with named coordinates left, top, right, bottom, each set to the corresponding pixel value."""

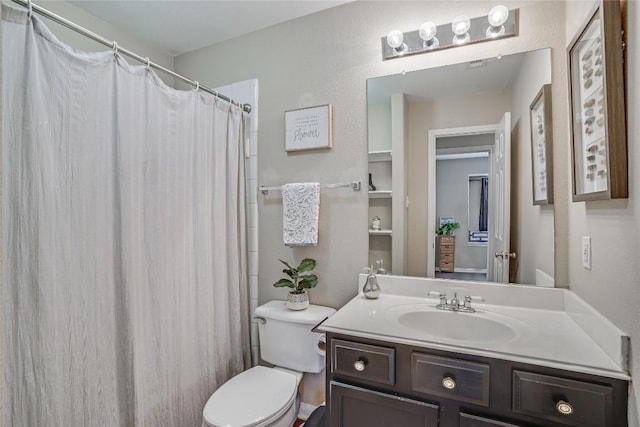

left=395, top=309, right=517, bottom=343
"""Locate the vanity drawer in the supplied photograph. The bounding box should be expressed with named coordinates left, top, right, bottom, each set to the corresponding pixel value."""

left=411, top=353, right=490, bottom=406
left=440, top=236, right=455, bottom=245
left=331, top=339, right=395, bottom=386
left=439, top=260, right=454, bottom=272
left=440, top=246, right=455, bottom=255
left=512, top=370, right=614, bottom=427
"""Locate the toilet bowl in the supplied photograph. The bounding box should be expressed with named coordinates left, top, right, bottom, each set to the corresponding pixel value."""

left=202, top=366, right=301, bottom=427
left=202, top=301, right=336, bottom=427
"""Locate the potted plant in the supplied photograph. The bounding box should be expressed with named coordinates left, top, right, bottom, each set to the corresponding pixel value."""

left=274, top=258, right=318, bottom=310
left=436, top=221, right=461, bottom=236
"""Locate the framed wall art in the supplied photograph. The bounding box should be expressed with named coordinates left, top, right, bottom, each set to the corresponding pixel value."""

left=285, top=104, right=333, bottom=152
left=530, top=84, right=554, bottom=205
left=568, top=0, right=627, bottom=201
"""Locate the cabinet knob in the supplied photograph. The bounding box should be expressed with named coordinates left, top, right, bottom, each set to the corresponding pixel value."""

left=353, top=358, right=368, bottom=372
left=556, top=400, right=574, bottom=415
left=441, top=376, right=456, bottom=390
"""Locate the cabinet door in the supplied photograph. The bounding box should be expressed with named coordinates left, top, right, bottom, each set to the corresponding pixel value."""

left=460, top=413, right=523, bottom=427
left=330, top=381, right=438, bottom=427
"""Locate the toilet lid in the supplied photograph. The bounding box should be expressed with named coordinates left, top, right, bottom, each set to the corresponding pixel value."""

left=203, top=366, right=298, bottom=427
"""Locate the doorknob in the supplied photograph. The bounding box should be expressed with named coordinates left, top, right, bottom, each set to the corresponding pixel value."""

left=495, top=251, right=517, bottom=259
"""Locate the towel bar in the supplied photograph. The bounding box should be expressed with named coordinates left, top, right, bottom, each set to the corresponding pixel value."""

left=259, top=181, right=361, bottom=195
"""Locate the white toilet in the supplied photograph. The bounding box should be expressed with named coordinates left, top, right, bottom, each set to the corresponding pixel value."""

left=202, top=300, right=336, bottom=427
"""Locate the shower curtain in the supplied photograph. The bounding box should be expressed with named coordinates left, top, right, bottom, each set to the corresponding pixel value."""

left=2, top=5, right=250, bottom=426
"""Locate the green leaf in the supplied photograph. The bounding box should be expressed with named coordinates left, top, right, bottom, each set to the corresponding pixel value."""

left=297, top=258, right=316, bottom=273
left=298, top=274, right=318, bottom=289
left=279, top=259, right=294, bottom=270
left=282, top=268, right=296, bottom=279
left=273, top=278, right=295, bottom=288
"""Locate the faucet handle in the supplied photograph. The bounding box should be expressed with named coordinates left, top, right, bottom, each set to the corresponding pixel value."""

left=466, top=295, right=485, bottom=303
left=429, top=291, right=448, bottom=307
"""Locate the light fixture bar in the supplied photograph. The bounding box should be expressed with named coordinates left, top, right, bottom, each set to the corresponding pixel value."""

left=381, top=9, right=519, bottom=61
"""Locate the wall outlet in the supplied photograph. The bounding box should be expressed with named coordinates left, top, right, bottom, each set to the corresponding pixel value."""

left=582, top=236, right=591, bottom=270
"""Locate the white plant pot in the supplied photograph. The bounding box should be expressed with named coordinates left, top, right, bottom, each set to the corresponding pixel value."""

left=286, top=291, right=309, bottom=310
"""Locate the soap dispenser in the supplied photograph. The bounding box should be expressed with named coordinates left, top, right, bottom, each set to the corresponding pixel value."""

left=363, top=266, right=381, bottom=299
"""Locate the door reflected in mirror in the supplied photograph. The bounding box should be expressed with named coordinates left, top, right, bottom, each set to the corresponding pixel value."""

left=367, top=48, right=554, bottom=286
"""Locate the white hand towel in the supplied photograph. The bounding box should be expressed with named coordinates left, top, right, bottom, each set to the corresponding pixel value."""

left=282, top=182, right=320, bottom=246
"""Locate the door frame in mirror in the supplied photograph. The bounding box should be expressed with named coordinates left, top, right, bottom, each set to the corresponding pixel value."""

left=427, top=124, right=499, bottom=279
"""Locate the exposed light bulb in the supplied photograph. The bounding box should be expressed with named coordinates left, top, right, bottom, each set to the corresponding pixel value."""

left=451, top=16, right=471, bottom=36
left=418, top=21, right=440, bottom=49
left=419, top=22, right=437, bottom=41
left=386, top=29, right=408, bottom=55
left=488, top=5, right=509, bottom=27
left=453, top=33, right=471, bottom=45
left=486, top=5, right=509, bottom=37
left=386, top=30, right=404, bottom=49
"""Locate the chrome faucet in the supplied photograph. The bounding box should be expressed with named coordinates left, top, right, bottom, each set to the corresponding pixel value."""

left=431, top=291, right=479, bottom=313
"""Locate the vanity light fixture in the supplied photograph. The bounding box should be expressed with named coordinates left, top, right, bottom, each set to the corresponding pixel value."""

left=381, top=6, right=518, bottom=61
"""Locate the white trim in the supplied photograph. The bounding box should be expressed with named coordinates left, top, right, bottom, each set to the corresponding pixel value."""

left=436, top=152, right=489, bottom=161
left=455, top=267, right=488, bottom=274
left=468, top=242, right=488, bottom=247
left=427, top=124, right=498, bottom=278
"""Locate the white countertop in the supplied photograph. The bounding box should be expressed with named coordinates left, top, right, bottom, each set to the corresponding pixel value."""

left=319, top=275, right=630, bottom=380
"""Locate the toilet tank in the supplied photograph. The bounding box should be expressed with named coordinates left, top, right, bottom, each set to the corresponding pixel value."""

left=255, top=301, right=336, bottom=373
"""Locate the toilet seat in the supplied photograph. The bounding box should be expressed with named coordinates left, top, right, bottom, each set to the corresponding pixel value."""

left=203, top=366, right=298, bottom=427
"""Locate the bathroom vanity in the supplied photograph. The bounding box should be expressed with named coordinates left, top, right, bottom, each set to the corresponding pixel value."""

left=319, top=275, right=630, bottom=427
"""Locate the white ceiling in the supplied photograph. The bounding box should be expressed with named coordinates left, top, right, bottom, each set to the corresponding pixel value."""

left=66, top=0, right=352, bottom=56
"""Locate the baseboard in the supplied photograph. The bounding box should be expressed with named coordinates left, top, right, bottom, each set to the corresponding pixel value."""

left=455, top=267, right=487, bottom=274
left=298, top=402, right=319, bottom=421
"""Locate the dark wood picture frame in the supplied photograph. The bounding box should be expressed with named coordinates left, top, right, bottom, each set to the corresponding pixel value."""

left=530, top=84, right=554, bottom=205
left=567, top=0, right=627, bottom=202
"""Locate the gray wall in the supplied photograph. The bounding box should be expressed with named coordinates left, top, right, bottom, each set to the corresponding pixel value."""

left=436, top=157, right=488, bottom=270
left=406, top=92, right=511, bottom=277
left=175, top=3, right=640, bottom=419
left=510, top=49, right=554, bottom=284
left=175, top=0, right=570, bottom=310
left=565, top=1, right=640, bottom=424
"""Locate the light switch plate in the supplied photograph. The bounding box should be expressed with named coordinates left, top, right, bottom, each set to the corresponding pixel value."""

left=582, top=236, right=591, bottom=270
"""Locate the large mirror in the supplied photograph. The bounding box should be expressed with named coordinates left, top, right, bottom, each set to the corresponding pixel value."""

left=367, top=49, right=554, bottom=286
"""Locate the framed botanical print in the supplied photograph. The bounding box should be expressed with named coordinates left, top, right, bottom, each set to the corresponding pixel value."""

left=530, top=84, right=553, bottom=205
left=568, top=0, right=627, bottom=201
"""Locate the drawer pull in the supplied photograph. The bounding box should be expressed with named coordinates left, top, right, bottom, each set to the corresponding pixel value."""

left=556, top=400, right=574, bottom=416
left=354, top=358, right=368, bottom=372
left=442, top=376, right=456, bottom=390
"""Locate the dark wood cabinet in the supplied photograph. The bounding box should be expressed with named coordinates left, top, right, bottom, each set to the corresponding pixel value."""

left=459, top=413, right=523, bottom=427
left=330, top=381, right=439, bottom=427
left=326, top=333, right=628, bottom=427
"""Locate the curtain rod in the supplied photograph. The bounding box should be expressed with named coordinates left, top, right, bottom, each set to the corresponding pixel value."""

left=10, top=0, right=252, bottom=114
